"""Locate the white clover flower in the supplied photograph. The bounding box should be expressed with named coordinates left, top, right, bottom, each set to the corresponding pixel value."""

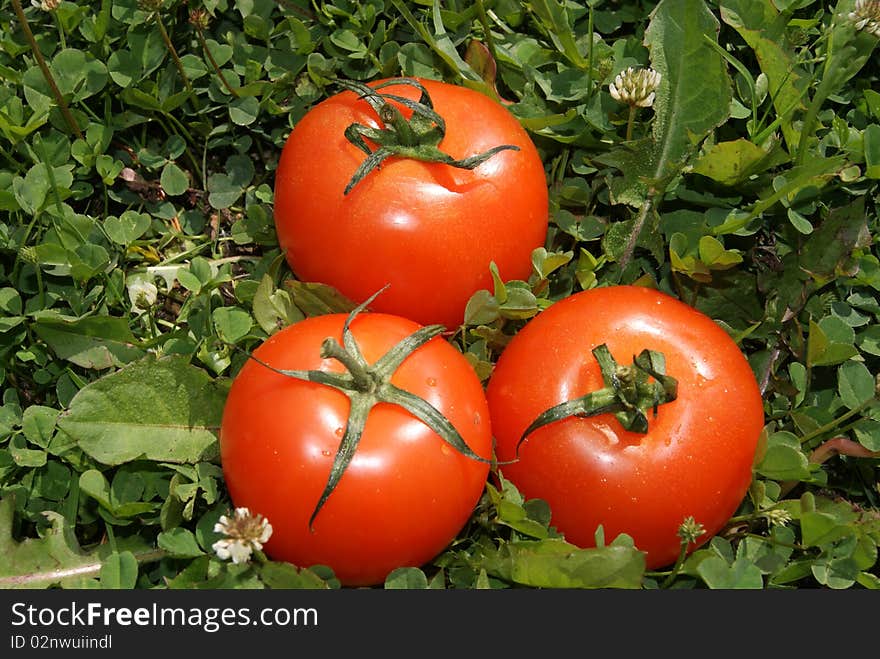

left=849, top=0, right=880, bottom=37
left=212, top=507, right=273, bottom=564
left=127, top=278, right=158, bottom=314
left=609, top=66, right=662, bottom=108
left=32, top=0, right=60, bottom=11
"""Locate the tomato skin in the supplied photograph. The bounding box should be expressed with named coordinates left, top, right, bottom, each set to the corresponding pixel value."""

left=485, top=285, right=765, bottom=569
left=219, top=313, right=492, bottom=587
left=272, top=77, right=549, bottom=329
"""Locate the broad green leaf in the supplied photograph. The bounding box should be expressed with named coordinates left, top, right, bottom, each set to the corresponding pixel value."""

left=691, top=138, right=789, bottom=187
left=603, top=0, right=734, bottom=207
left=33, top=316, right=146, bottom=370
left=0, top=496, right=149, bottom=589
left=481, top=538, right=645, bottom=589
left=57, top=355, right=229, bottom=465
left=644, top=0, right=731, bottom=179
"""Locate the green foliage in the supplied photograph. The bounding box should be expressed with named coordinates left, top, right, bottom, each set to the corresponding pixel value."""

left=1, top=0, right=879, bottom=589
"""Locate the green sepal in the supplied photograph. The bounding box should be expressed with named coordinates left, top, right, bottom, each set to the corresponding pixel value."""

left=516, top=343, right=678, bottom=456
left=334, top=76, right=520, bottom=194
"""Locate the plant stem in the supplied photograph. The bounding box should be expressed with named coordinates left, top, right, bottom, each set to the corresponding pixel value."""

left=155, top=13, right=195, bottom=98
left=626, top=104, right=636, bottom=141
left=799, top=397, right=876, bottom=447
left=196, top=24, right=239, bottom=98
left=11, top=0, right=83, bottom=140
left=618, top=192, right=655, bottom=271
left=659, top=541, right=689, bottom=589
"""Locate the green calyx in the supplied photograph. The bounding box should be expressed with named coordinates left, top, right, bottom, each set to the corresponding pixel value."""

left=244, top=288, right=492, bottom=530
left=336, top=77, right=520, bottom=195
left=516, top=344, right=678, bottom=456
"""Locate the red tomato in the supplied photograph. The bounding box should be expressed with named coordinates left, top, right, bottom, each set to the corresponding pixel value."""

left=485, top=285, right=765, bottom=570
left=272, top=77, right=549, bottom=329
left=219, top=311, right=492, bottom=586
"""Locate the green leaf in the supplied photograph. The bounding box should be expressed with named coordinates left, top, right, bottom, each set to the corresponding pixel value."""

left=800, top=511, right=851, bottom=548
left=719, top=0, right=809, bottom=152
left=0, top=496, right=147, bottom=589
left=104, top=211, right=151, bottom=245
left=160, top=162, right=189, bottom=196
left=384, top=567, right=430, bottom=589
left=284, top=280, right=357, bottom=317
left=57, top=355, right=228, bottom=466
left=481, top=538, right=645, bottom=589
left=22, top=406, right=58, bottom=449
left=212, top=306, right=253, bottom=343
left=691, top=138, right=788, bottom=187
left=853, top=419, right=880, bottom=452
left=33, top=316, right=146, bottom=370
left=837, top=361, right=875, bottom=410
left=258, top=562, right=333, bottom=589
left=463, top=289, right=500, bottom=326
left=252, top=275, right=304, bottom=334
left=157, top=528, right=205, bottom=559
left=756, top=431, right=811, bottom=481
left=99, top=551, right=139, bottom=589
left=863, top=124, right=880, bottom=179
left=229, top=96, right=261, bottom=126
left=696, top=555, right=764, bottom=588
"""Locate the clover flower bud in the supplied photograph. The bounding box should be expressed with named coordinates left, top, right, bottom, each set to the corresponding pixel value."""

left=212, top=507, right=273, bottom=564
left=189, top=8, right=211, bottom=30
left=677, top=515, right=706, bottom=544
left=763, top=508, right=793, bottom=527
left=849, top=0, right=880, bottom=37
left=609, top=66, right=662, bottom=108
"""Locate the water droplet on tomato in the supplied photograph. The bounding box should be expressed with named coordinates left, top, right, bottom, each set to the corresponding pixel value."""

left=321, top=449, right=332, bottom=457
left=334, top=427, right=344, bottom=437
left=473, top=412, right=481, bottom=425
left=426, top=377, right=437, bottom=387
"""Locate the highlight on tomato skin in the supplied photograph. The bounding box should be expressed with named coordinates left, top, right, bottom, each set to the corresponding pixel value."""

left=485, top=285, right=766, bottom=570
left=217, top=309, right=494, bottom=587
left=271, top=76, right=549, bottom=330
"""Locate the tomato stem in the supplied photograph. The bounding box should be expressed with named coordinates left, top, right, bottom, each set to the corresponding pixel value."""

left=516, top=343, right=677, bottom=455
left=336, top=77, right=521, bottom=194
